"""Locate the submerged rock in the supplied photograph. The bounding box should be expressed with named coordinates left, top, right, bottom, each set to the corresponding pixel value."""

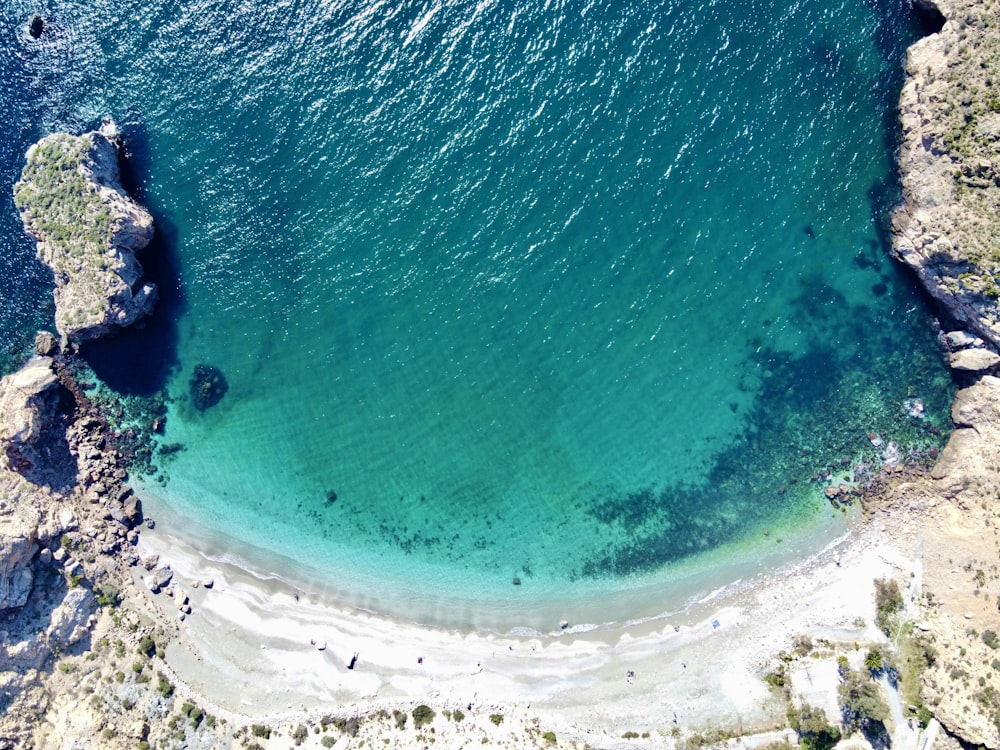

left=189, top=364, right=228, bottom=411
left=27, top=14, right=43, bottom=39
left=13, top=120, right=156, bottom=343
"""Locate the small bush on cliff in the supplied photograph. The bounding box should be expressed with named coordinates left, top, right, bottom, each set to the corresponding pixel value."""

left=156, top=675, right=173, bottom=699
left=983, top=630, right=1000, bottom=649
left=137, top=634, right=156, bottom=657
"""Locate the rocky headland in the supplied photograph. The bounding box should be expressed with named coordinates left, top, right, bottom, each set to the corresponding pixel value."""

left=893, top=0, right=1000, bottom=349
left=1, top=0, right=1000, bottom=746
left=13, top=120, right=156, bottom=344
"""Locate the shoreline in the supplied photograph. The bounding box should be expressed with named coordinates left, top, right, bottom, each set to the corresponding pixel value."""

left=135, top=474, right=855, bottom=636
left=127, top=490, right=914, bottom=741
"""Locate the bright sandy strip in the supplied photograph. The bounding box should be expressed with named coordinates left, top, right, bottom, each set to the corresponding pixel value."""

left=127, top=507, right=918, bottom=742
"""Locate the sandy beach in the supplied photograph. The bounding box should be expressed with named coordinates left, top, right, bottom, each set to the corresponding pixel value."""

left=123, top=496, right=922, bottom=747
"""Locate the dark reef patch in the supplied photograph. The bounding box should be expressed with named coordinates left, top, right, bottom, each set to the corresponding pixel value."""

left=189, top=364, right=228, bottom=411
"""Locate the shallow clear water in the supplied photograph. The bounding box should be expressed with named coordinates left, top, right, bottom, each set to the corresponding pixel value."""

left=1, top=0, right=953, bottom=628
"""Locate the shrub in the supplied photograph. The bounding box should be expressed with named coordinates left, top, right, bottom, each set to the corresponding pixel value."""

left=251, top=724, right=271, bottom=739
left=490, top=713, right=504, bottom=726
left=292, top=724, right=308, bottom=745
left=412, top=705, right=435, bottom=728
left=452, top=709, right=465, bottom=722
left=983, top=630, right=1000, bottom=649
left=789, top=704, right=841, bottom=750
left=837, top=655, right=850, bottom=676
left=764, top=670, right=786, bottom=689
left=156, top=676, right=173, bottom=699
left=543, top=730, right=557, bottom=742
left=839, top=669, right=890, bottom=734
left=874, top=578, right=903, bottom=636
left=95, top=584, right=119, bottom=608
left=137, top=635, right=157, bottom=658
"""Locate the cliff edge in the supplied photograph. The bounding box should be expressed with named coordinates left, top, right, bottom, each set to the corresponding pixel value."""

left=893, top=0, right=1000, bottom=348
left=13, top=121, right=156, bottom=343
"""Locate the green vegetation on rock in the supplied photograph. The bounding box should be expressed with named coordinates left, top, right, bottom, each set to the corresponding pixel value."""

left=13, top=134, right=115, bottom=257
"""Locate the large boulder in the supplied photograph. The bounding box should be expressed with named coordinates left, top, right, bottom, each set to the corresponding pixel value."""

left=46, top=587, right=95, bottom=648
left=949, top=347, right=1000, bottom=372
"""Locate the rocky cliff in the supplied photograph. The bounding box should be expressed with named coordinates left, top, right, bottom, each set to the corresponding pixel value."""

left=0, top=351, right=147, bottom=748
left=891, top=1, right=1000, bottom=746
left=13, top=121, right=156, bottom=343
left=892, top=0, right=1000, bottom=348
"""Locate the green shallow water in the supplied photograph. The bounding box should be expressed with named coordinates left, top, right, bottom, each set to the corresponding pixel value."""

left=0, top=0, right=953, bottom=628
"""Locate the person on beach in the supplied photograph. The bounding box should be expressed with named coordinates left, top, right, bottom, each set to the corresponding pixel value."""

left=348, top=652, right=358, bottom=670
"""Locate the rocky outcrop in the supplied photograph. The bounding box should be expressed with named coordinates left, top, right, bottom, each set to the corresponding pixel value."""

left=13, top=120, right=156, bottom=343
left=0, top=354, right=145, bottom=746
left=0, top=357, right=60, bottom=473
left=892, top=0, right=1000, bottom=349
left=909, top=376, right=1000, bottom=749
left=0, top=356, right=76, bottom=488
left=0, top=507, right=40, bottom=610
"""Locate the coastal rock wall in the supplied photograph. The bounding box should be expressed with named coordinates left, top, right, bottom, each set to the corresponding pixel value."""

left=908, top=376, right=1000, bottom=749
left=0, top=506, right=39, bottom=611
left=0, top=357, right=61, bottom=478
left=892, top=4, right=1000, bottom=745
left=13, top=121, right=156, bottom=343
left=892, top=0, right=1000, bottom=348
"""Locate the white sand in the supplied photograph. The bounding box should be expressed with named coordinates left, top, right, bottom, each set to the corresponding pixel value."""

left=123, top=506, right=920, bottom=745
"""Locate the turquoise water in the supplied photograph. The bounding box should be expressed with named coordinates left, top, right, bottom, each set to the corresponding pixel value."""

left=1, top=0, right=953, bottom=627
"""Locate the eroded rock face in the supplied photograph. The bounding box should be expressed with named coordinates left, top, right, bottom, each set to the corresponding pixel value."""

left=892, top=0, right=1000, bottom=349
left=0, top=508, right=40, bottom=610
left=917, top=376, right=1000, bottom=749
left=13, top=120, right=156, bottom=342
left=0, top=357, right=72, bottom=485
left=46, top=587, right=95, bottom=649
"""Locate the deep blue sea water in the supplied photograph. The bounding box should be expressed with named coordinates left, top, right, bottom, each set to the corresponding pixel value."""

left=1, top=0, right=953, bottom=628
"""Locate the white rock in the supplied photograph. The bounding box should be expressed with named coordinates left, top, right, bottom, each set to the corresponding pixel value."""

left=47, top=588, right=95, bottom=647
left=949, top=348, right=1000, bottom=371
left=945, top=330, right=977, bottom=349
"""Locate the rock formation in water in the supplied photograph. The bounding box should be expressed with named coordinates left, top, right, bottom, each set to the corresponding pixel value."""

left=13, top=120, right=156, bottom=343
left=892, top=0, right=1000, bottom=352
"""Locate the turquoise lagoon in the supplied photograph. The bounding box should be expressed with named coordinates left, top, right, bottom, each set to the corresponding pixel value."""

left=0, top=0, right=953, bottom=629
